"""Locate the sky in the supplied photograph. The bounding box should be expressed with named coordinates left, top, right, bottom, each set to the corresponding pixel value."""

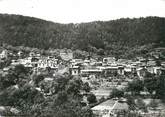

left=0, top=0, right=165, bottom=23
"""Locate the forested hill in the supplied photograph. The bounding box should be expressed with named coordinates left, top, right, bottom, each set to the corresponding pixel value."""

left=0, top=14, right=165, bottom=57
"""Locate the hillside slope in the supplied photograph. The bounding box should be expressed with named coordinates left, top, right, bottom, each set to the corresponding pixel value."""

left=0, top=14, right=165, bottom=57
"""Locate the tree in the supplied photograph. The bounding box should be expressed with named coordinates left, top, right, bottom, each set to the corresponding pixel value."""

left=73, top=49, right=87, bottom=59
left=39, top=80, right=52, bottom=94
left=13, top=85, right=45, bottom=112
left=155, top=75, right=165, bottom=102
left=0, top=58, right=12, bottom=69
left=127, top=96, right=136, bottom=111
left=136, top=98, right=147, bottom=112
left=87, top=93, right=97, bottom=104
left=0, top=64, right=30, bottom=89
left=99, top=96, right=105, bottom=103
left=13, top=65, right=30, bottom=87
left=127, top=79, right=144, bottom=95
left=148, top=99, right=158, bottom=110
left=53, top=91, right=68, bottom=105
left=66, top=77, right=83, bottom=95
left=55, top=75, right=70, bottom=91
left=80, top=107, right=94, bottom=117
left=144, top=78, right=158, bottom=95
left=33, top=74, right=44, bottom=87
left=97, top=48, right=104, bottom=56
left=83, top=82, right=91, bottom=93
left=156, top=60, right=161, bottom=66
left=35, top=75, right=94, bottom=117
left=110, top=88, right=124, bottom=98
left=14, top=64, right=29, bottom=76
left=0, top=74, right=17, bottom=90
left=0, top=72, right=94, bottom=117
left=0, top=85, right=45, bottom=115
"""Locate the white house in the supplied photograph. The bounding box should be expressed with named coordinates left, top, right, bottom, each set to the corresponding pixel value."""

left=0, top=50, right=8, bottom=59
left=17, top=51, right=23, bottom=57
left=103, top=57, right=116, bottom=65
left=37, top=58, right=58, bottom=69
left=70, top=59, right=83, bottom=65
left=103, top=66, right=125, bottom=76
left=124, top=65, right=136, bottom=74
left=69, top=66, right=80, bottom=76
left=60, top=52, right=73, bottom=61
left=81, top=69, right=102, bottom=77
left=136, top=67, right=148, bottom=79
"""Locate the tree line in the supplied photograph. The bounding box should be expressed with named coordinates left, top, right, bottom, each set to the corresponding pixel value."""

left=0, top=14, right=165, bottom=58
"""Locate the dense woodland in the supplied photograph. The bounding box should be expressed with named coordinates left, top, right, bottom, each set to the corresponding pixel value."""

left=0, top=65, right=94, bottom=117
left=0, top=14, right=165, bottom=58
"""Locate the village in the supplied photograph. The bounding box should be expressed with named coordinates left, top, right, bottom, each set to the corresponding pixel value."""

left=0, top=48, right=165, bottom=117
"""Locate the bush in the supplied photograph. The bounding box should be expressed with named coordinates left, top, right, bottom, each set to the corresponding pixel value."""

left=110, top=88, right=124, bottom=98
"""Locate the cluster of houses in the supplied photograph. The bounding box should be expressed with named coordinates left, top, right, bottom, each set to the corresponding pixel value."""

left=1, top=49, right=165, bottom=79
left=69, top=57, right=165, bottom=79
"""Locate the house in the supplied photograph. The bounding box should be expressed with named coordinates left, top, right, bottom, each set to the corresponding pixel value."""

left=0, top=106, right=20, bottom=116
left=31, top=57, right=39, bottom=67
left=146, top=66, right=165, bottom=75
left=137, top=67, right=148, bottom=79
left=0, top=50, right=8, bottom=59
left=11, top=60, right=20, bottom=66
left=69, top=66, right=80, bottom=76
left=117, top=59, right=128, bottom=64
left=29, top=51, right=35, bottom=57
left=147, top=60, right=157, bottom=66
left=136, top=57, right=146, bottom=62
left=19, top=57, right=32, bottom=66
left=3, top=66, right=13, bottom=72
left=117, top=66, right=125, bottom=75
left=103, top=57, right=116, bottom=65
left=11, top=57, right=38, bottom=69
left=124, top=65, right=136, bottom=75
left=37, top=58, right=58, bottom=69
left=161, top=61, right=165, bottom=67
left=94, top=61, right=103, bottom=66
left=103, top=66, right=124, bottom=77
left=24, top=63, right=33, bottom=69
left=92, top=99, right=116, bottom=117
left=35, top=52, right=41, bottom=57
left=146, top=66, right=155, bottom=74
left=56, top=67, right=70, bottom=76
left=60, top=52, right=73, bottom=61
left=70, top=59, right=83, bottom=65
left=84, top=59, right=90, bottom=65
left=92, top=99, right=129, bottom=117
left=112, top=101, right=129, bottom=115
left=153, top=67, right=163, bottom=75
left=90, top=58, right=98, bottom=66
left=81, top=69, right=102, bottom=77
left=17, top=51, right=23, bottom=57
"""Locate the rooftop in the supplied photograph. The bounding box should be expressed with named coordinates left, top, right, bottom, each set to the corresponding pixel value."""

left=92, top=99, right=116, bottom=111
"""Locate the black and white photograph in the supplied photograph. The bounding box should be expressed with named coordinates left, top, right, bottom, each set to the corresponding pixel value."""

left=0, top=0, right=165, bottom=116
